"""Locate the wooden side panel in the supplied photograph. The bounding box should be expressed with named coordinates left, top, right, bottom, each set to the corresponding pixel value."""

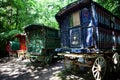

left=60, top=16, right=70, bottom=47
left=96, top=6, right=110, bottom=27
left=27, top=30, right=45, bottom=54
left=97, top=26, right=113, bottom=50
left=45, top=38, right=60, bottom=49
left=45, top=29, right=60, bottom=49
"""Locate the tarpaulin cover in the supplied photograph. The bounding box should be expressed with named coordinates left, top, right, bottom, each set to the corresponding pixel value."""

left=10, top=41, right=20, bottom=51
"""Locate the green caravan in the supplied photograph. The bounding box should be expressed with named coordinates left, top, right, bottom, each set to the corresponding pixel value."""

left=24, top=24, right=60, bottom=64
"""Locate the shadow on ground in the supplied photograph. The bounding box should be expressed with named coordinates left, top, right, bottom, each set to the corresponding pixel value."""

left=0, top=57, right=120, bottom=80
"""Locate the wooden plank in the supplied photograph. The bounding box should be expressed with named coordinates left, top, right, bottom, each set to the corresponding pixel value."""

left=58, top=53, right=98, bottom=58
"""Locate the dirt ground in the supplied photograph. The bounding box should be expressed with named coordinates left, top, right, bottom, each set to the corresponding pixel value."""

left=0, top=57, right=64, bottom=80
left=0, top=57, right=120, bottom=80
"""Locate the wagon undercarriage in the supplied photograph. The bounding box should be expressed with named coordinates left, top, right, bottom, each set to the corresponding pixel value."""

left=58, top=52, right=120, bottom=80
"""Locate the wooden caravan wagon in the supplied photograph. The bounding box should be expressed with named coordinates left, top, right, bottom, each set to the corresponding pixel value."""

left=24, top=24, right=60, bottom=64
left=55, top=0, right=120, bottom=80
left=6, top=33, right=27, bottom=58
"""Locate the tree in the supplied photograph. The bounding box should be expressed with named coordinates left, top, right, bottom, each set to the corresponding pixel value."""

left=94, top=0, right=120, bottom=18
left=0, top=0, right=77, bottom=57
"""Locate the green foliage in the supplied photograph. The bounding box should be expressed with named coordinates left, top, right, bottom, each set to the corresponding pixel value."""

left=94, top=0, right=120, bottom=18
left=0, top=0, right=77, bottom=56
left=0, top=0, right=77, bottom=38
left=30, top=0, right=77, bottom=29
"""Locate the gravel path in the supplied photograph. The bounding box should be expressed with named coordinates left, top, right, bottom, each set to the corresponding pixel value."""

left=0, top=57, right=63, bottom=80
left=0, top=57, right=120, bottom=80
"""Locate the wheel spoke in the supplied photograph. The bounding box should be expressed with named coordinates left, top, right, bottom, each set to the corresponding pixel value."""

left=93, top=65, right=97, bottom=68
left=97, top=71, right=100, bottom=80
left=95, top=60, right=98, bottom=65
left=94, top=71, right=98, bottom=78
left=93, top=69, right=97, bottom=73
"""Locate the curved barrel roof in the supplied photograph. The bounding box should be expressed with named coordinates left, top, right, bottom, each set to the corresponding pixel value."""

left=24, top=24, right=57, bottom=32
left=55, top=0, right=91, bottom=23
left=55, top=0, right=120, bottom=25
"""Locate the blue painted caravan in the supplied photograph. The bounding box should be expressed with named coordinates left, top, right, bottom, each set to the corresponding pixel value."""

left=55, top=0, right=120, bottom=80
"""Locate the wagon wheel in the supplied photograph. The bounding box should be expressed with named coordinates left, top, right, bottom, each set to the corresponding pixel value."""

left=30, top=57, right=36, bottom=63
left=64, top=57, right=72, bottom=71
left=112, top=52, right=120, bottom=72
left=92, top=56, right=106, bottom=80
left=44, top=55, right=52, bottom=64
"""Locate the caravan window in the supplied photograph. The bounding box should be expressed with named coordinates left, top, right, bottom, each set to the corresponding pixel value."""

left=69, top=11, right=81, bottom=27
